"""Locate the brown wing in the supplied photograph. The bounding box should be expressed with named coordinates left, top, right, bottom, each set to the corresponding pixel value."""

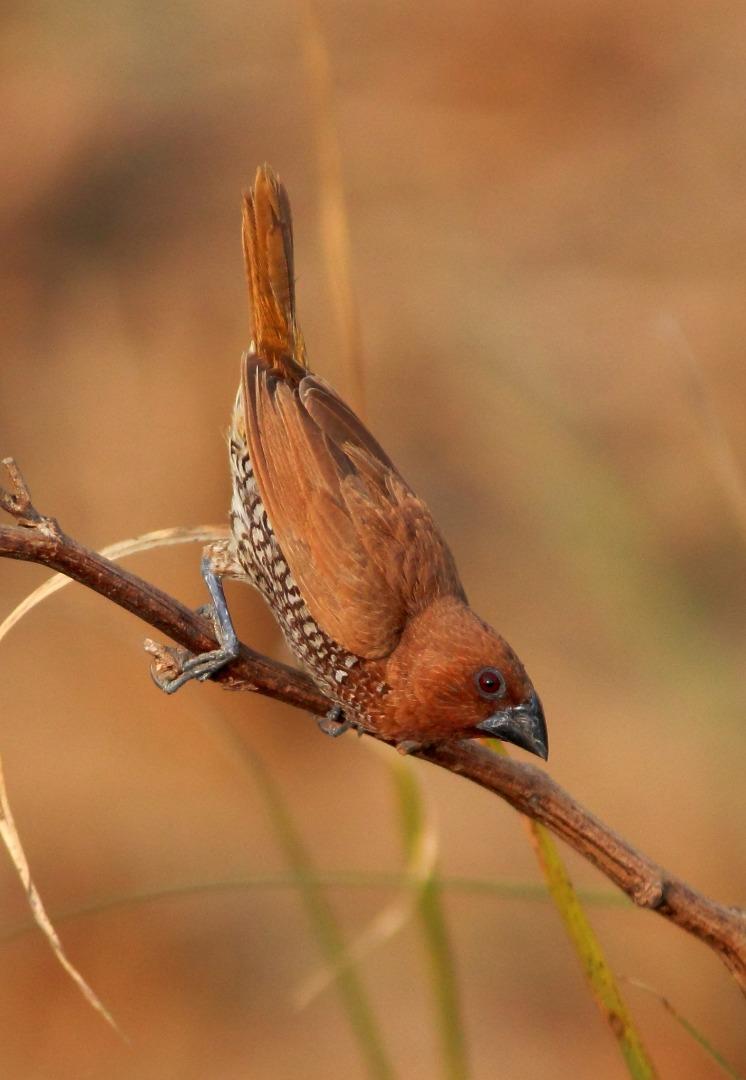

left=242, top=358, right=465, bottom=658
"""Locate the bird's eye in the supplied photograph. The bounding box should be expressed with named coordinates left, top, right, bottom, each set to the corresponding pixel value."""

left=475, top=667, right=507, bottom=700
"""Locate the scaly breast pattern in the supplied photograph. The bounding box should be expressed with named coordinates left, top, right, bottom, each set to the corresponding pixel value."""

left=228, top=394, right=387, bottom=723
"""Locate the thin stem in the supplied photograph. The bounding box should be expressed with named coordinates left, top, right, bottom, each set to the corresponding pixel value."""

left=0, top=470, right=744, bottom=994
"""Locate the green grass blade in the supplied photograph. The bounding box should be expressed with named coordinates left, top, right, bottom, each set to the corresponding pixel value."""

left=391, top=758, right=470, bottom=1080
left=418, top=877, right=470, bottom=1080
left=626, top=978, right=745, bottom=1080
left=293, top=778, right=439, bottom=1009
left=243, top=748, right=396, bottom=1080
left=0, top=872, right=630, bottom=947
left=529, top=820, right=657, bottom=1079
left=487, top=739, right=656, bottom=1079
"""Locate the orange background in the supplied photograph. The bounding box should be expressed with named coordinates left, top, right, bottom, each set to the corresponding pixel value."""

left=1, top=2, right=745, bottom=1077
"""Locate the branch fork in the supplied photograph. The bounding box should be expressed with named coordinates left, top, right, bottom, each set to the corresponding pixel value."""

left=0, top=458, right=61, bottom=538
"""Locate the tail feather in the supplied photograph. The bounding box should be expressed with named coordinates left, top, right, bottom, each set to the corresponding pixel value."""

left=242, top=164, right=306, bottom=374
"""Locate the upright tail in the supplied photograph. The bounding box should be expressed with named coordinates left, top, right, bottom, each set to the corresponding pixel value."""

left=242, top=164, right=306, bottom=374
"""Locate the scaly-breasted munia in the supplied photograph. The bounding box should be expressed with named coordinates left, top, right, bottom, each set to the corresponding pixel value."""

left=155, top=165, right=548, bottom=759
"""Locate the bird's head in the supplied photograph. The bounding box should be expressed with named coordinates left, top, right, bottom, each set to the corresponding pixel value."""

left=386, top=597, right=548, bottom=759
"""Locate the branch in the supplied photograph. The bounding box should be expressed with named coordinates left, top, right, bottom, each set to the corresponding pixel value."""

left=1, top=459, right=745, bottom=993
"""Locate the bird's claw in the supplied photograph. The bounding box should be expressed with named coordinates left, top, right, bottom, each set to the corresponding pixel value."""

left=147, top=580, right=240, bottom=695
left=152, top=645, right=239, bottom=695
left=317, top=706, right=360, bottom=738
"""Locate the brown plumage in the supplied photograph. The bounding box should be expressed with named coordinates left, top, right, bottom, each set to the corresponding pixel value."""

left=158, top=165, right=547, bottom=758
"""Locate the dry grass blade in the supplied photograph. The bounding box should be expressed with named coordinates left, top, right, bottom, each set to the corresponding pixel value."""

left=231, top=737, right=395, bottom=1080
left=299, top=0, right=366, bottom=414
left=294, top=747, right=439, bottom=1010
left=0, top=525, right=225, bottom=1034
left=132, top=690, right=397, bottom=1079
left=658, top=314, right=746, bottom=546
left=0, top=525, right=227, bottom=646
left=0, top=755, right=122, bottom=1035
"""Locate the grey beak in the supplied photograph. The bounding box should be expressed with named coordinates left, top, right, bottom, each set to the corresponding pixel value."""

left=475, top=693, right=548, bottom=760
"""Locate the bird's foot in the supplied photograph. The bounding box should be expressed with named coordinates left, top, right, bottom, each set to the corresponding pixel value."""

left=150, top=638, right=239, bottom=695
left=149, top=556, right=239, bottom=695
left=317, top=706, right=362, bottom=739
left=317, top=706, right=351, bottom=737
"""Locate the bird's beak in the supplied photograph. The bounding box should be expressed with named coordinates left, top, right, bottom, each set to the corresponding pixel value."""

left=476, top=693, right=548, bottom=760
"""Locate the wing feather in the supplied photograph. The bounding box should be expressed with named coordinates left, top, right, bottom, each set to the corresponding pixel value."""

left=242, top=356, right=464, bottom=658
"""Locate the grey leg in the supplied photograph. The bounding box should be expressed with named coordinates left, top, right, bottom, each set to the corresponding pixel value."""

left=154, top=551, right=240, bottom=695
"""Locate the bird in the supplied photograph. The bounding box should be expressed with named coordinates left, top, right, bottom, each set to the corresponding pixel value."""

left=153, top=165, right=548, bottom=759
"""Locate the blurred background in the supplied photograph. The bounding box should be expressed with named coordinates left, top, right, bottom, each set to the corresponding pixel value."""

left=1, top=1, right=745, bottom=1077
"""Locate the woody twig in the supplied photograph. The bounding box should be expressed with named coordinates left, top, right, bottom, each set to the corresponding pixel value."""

left=1, top=458, right=744, bottom=994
